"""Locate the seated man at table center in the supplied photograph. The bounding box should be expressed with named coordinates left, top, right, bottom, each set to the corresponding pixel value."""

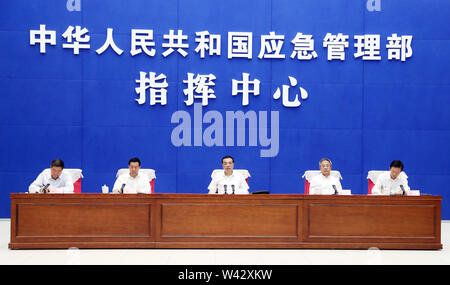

left=208, top=155, right=249, bottom=195
left=371, top=160, right=410, bottom=195
left=28, top=159, right=74, bottom=193
left=113, top=157, right=151, bottom=194
left=309, top=158, right=342, bottom=195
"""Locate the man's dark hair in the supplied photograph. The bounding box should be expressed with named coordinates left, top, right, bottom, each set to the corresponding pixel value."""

left=221, top=155, right=234, bottom=164
left=319, top=158, right=332, bottom=166
left=390, top=160, right=404, bottom=171
left=50, top=159, right=64, bottom=169
left=129, top=157, right=141, bottom=166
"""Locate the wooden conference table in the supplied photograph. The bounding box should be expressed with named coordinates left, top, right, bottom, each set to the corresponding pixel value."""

left=9, top=193, right=442, bottom=250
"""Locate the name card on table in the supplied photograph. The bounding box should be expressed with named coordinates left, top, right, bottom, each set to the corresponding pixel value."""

left=407, top=190, right=421, bottom=196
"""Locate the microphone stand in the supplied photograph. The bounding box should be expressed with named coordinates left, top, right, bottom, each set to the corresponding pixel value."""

left=400, top=185, right=406, bottom=196
left=332, top=185, right=338, bottom=195
left=41, top=184, right=50, bottom=194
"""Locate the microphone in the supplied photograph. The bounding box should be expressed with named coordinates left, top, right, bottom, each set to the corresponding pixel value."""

left=120, top=183, right=126, bottom=194
left=224, top=185, right=228, bottom=195
left=400, top=185, right=406, bottom=196
left=41, top=183, right=50, bottom=194
left=231, top=185, right=235, bottom=195
left=332, top=185, right=338, bottom=195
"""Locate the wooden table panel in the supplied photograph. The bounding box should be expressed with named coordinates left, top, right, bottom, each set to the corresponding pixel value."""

left=8, top=193, right=442, bottom=249
left=16, top=203, right=151, bottom=237
left=160, top=203, right=298, bottom=238
left=309, top=204, right=435, bottom=237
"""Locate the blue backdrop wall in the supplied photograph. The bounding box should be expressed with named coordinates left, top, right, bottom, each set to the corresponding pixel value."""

left=0, top=1, right=449, bottom=218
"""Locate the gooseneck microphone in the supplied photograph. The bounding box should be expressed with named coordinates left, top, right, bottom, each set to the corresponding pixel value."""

left=120, top=184, right=126, bottom=194
left=332, top=185, right=338, bottom=195
left=400, top=185, right=406, bottom=196
left=41, top=183, right=50, bottom=194
left=224, top=185, right=228, bottom=195
left=231, top=185, right=235, bottom=195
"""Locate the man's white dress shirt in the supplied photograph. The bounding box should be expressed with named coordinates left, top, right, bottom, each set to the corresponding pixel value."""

left=113, top=173, right=151, bottom=194
left=372, top=172, right=410, bottom=195
left=309, top=173, right=343, bottom=195
left=208, top=170, right=249, bottom=195
left=28, top=169, right=74, bottom=193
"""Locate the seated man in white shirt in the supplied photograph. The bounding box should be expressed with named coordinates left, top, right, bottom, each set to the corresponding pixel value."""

left=29, top=159, right=74, bottom=193
left=309, top=158, right=342, bottom=195
left=372, top=160, right=410, bottom=195
left=113, top=157, right=151, bottom=194
left=208, top=156, right=249, bottom=195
